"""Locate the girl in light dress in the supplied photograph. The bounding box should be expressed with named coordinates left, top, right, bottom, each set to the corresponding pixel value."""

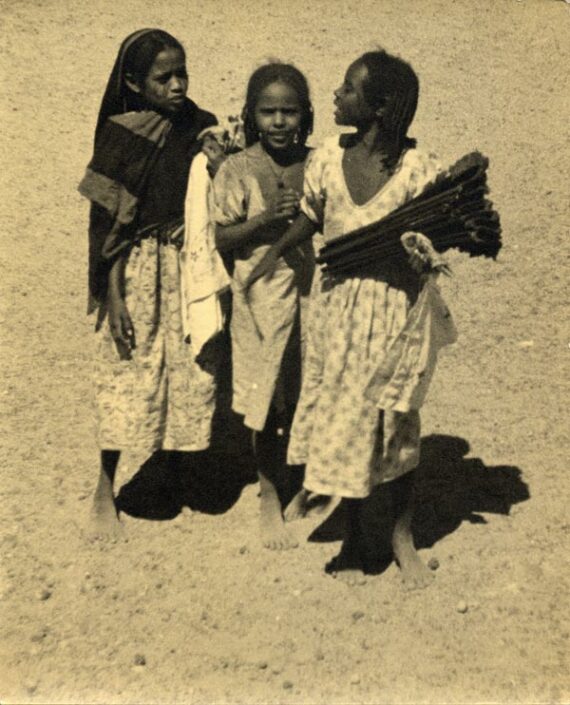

left=213, top=63, right=315, bottom=550
left=248, top=50, right=455, bottom=588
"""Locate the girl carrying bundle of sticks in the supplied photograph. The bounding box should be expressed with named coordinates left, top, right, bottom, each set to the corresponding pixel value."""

left=247, top=50, right=457, bottom=588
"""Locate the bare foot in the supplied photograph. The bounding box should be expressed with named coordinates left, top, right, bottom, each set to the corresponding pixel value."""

left=394, top=540, right=433, bottom=591
left=88, top=496, right=126, bottom=543
left=325, top=541, right=368, bottom=586
left=284, top=489, right=309, bottom=522
left=260, top=494, right=298, bottom=550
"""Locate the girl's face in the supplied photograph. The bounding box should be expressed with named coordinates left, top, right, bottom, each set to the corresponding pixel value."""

left=333, top=61, right=377, bottom=127
left=128, top=47, right=188, bottom=114
left=254, top=81, right=302, bottom=152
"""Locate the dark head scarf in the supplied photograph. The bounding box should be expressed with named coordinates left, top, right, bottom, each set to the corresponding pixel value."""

left=79, top=29, right=195, bottom=319
left=94, top=28, right=185, bottom=143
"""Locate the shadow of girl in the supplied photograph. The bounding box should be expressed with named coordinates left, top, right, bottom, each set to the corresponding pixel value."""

left=309, top=433, right=529, bottom=575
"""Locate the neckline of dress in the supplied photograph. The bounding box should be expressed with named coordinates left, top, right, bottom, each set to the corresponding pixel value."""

left=338, top=139, right=411, bottom=209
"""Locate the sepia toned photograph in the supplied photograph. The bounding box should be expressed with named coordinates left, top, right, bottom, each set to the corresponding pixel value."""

left=1, top=0, right=568, bottom=702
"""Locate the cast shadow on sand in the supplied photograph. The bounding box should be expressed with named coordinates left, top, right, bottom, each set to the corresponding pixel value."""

left=116, top=410, right=257, bottom=520
left=308, top=433, right=530, bottom=575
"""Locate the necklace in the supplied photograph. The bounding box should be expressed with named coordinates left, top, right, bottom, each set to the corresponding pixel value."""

left=262, top=148, right=288, bottom=188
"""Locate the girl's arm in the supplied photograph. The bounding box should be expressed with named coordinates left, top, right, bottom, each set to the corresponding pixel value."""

left=107, top=254, right=135, bottom=359
left=215, top=188, right=300, bottom=253
left=245, top=213, right=318, bottom=288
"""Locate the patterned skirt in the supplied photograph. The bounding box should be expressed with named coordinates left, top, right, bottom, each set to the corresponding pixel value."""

left=93, top=222, right=219, bottom=453
left=287, top=271, right=422, bottom=498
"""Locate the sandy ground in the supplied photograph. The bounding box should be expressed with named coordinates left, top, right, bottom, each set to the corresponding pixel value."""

left=1, top=0, right=569, bottom=703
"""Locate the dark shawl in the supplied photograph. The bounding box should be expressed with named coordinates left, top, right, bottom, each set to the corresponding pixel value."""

left=78, top=29, right=216, bottom=316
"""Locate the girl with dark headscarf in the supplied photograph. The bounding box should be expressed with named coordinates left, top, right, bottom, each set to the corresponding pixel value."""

left=79, top=29, right=219, bottom=539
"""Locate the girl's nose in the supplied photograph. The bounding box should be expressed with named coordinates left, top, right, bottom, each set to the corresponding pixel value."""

left=333, top=87, right=341, bottom=99
left=171, top=76, right=185, bottom=92
left=273, top=111, right=285, bottom=125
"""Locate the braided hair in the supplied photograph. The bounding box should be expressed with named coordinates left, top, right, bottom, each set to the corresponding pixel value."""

left=358, top=50, right=419, bottom=167
left=242, top=61, right=314, bottom=147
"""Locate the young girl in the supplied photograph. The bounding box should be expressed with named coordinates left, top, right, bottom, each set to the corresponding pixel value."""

left=213, top=62, right=315, bottom=550
left=79, top=29, right=220, bottom=539
left=248, top=50, right=452, bottom=588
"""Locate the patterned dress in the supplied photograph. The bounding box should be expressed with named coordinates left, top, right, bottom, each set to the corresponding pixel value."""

left=93, top=107, right=220, bottom=453
left=287, top=137, right=442, bottom=498
left=213, top=143, right=314, bottom=432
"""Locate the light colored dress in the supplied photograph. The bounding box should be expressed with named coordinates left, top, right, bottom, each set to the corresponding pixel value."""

left=94, top=222, right=219, bottom=452
left=213, top=143, right=314, bottom=432
left=287, top=136, right=443, bottom=498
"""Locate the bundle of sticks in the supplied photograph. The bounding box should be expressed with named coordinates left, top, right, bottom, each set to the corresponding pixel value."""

left=316, top=152, right=501, bottom=275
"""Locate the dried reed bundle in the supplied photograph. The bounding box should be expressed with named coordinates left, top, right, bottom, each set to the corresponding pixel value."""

left=317, top=152, right=501, bottom=275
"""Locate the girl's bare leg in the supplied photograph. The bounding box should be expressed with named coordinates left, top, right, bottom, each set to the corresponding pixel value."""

left=326, top=498, right=367, bottom=586
left=90, top=450, right=124, bottom=539
left=254, top=425, right=298, bottom=551
left=391, top=470, right=433, bottom=590
left=284, top=487, right=310, bottom=521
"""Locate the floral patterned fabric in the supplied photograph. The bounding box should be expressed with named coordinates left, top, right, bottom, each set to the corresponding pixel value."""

left=94, top=223, right=218, bottom=452
left=287, top=137, right=442, bottom=498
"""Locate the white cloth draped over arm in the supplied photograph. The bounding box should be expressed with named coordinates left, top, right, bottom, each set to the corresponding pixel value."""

left=179, top=152, right=230, bottom=357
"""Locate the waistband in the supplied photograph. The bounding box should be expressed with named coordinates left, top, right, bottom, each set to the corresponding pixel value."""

left=134, top=218, right=184, bottom=250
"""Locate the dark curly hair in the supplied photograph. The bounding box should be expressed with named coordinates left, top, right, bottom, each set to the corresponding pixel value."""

left=357, top=50, right=419, bottom=165
left=242, top=61, right=314, bottom=147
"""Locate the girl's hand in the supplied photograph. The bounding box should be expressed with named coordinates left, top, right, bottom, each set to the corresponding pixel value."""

left=245, top=245, right=281, bottom=290
left=401, top=231, right=452, bottom=276
left=202, top=134, right=227, bottom=178
left=107, top=288, right=135, bottom=360
left=264, top=187, right=300, bottom=225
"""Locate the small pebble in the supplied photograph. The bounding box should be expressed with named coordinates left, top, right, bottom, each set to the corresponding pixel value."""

left=133, top=653, right=146, bottom=666
left=315, top=650, right=325, bottom=661
left=456, top=600, right=469, bottom=614
left=258, top=661, right=268, bottom=670
left=31, top=627, right=49, bottom=643
left=239, top=545, right=248, bottom=555
left=350, top=674, right=361, bottom=685
left=428, top=557, right=440, bottom=571
left=282, top=680, right=294, bottom=690
left=37, top=589, right=52, bottom=601
left=24, top=680, right=38, bottom=695
left=352, top=610, right=365, bottom=622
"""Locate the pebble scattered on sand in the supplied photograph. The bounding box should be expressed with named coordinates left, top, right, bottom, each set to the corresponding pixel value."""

left=133, top=653, right=146, bottom=666
left=456, top=601, right=469, bottom=614
left=282, top=680, right=294, bottom=690
left=428, top=557, right=440, bottom=571
left=350, top=674, right=361, bottom=685
left=37, top=588, right=52, bottom=601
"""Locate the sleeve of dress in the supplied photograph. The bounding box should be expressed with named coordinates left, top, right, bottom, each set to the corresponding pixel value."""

left=407, top=150, right=443, bottom=199
left=212, top=156, right=247, bottom=226
left=300, top=147, right=326, bottom=227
